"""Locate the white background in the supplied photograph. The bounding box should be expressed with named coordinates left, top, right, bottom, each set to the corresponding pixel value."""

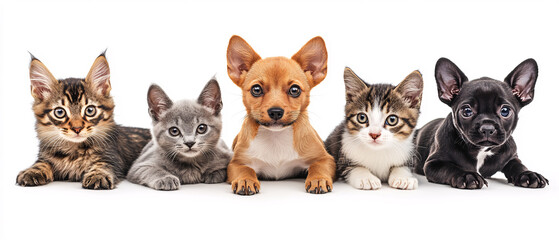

left=1, top=0, right=558, bottom=239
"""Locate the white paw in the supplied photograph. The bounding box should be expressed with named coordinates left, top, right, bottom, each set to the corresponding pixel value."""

left=388, top=176, right=418, bottom=190
left=347, top=168, right=382, bottom=190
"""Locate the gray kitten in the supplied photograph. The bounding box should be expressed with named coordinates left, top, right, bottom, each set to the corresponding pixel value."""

left=127, top=79, right=232, bottom=190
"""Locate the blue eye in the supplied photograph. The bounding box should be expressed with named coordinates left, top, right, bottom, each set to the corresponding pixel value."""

left=53, top=107, right=66, bottom=119
left=500, top=107, right=510, bottom=117
left=462, top=107, right=473, bottom=117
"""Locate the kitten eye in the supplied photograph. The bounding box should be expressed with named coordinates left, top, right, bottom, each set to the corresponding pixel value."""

left=288, top=85, right=301, bottom=98
left=85, top=105, right=96, bottom=117
left=251, top=84, right=263, bottom=97
left=169, top=127, right=181, bottom=136
left=385, top=115, right=399, bottom=126
left=356, top=113, right=368, bottom=124
left=462, top=106, right=473, bottom=118
left=53, top=107, right=66, bottom=119
left=500, top=107, right=511, bottom=118
left=197, top=124, right=208, bottom=134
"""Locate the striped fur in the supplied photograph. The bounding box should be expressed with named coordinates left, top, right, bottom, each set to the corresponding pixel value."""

left=17, top=53, right=151, bottom=189
left=325, top=67, right=423, bottom=190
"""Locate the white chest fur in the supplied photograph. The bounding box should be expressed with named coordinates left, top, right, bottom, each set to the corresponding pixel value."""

left=476, top=147, right=494, bottom=173
left=341, top=131, right=414, bottom=181
left=246, top=126, right=308, bottom=180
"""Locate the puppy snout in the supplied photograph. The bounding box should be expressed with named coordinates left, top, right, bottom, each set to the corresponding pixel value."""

left=267, top=107, right=284, bottom=120
left=479, top=124, right=496, bottom=138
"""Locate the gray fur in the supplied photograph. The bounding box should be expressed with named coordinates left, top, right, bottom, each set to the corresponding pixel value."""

left=127, top=79, right=231, bottom=190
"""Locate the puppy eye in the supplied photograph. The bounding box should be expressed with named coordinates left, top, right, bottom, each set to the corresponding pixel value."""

left=500, top=107, right=510, bottom=118
left=385, top=115, right=399, bottom=126
left=197, top=124, right=208, bottom=134
left=462, top=107, right=473, bottom=118
left=53, top=107, right=66, bottom=119
left=169, top=127, right=181, bottom=136
left=288, top=85, right=301, bottom=98
left=356, top=113, right=368, bottom=124
left=251, top=84, right=263, bottom=97
left=85, top=105, right=96, bottom=117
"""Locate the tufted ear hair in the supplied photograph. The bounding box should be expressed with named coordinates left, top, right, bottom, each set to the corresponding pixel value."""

left=504, top=58, right=538, bottom=107
left=434, top=57, right=469, bottom=106
left=85, top=50, right=111, bottom=96
left=197, top=77, right=223, bottom=116
left=343, top=67, right=368, bottom=102
left=395, top=70, right=423, bottom=109
left=29, top=54, right=58, bottom=101
left=147, top=84, right=173, bottom=122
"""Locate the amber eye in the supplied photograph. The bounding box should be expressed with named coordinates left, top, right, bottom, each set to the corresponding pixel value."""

left=356, top=113, right=368, bottom=124
left=251, top=84, right=263, bottom=97
left=197, top=124, right=208, bottom=134
left=85, top=105, right=96, bottom=117
left=288, top=85, right=301, bottom=98
left=169, top=127, right=181, bottom=136
left=53, top=107, right=66, bottom=119
left=385, top=115, right=399, bottom=126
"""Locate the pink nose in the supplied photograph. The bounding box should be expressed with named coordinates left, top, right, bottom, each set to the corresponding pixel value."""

left=71, top=127, right=83, bottom=134
left=369, top=133, right=381, bottom=140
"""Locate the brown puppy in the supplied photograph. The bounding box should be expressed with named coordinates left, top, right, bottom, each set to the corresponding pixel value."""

left=226, top=35, right=336, bottom=195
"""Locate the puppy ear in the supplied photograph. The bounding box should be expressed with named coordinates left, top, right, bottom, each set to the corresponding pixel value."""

left=395, top=70, right=423, bottom=109
left=343, top=67, right=368, bottom=102
left=292, top=36, right=328, bottom=87
left=29, top=54, right=57, bottom=101
left=505, top=58, right=538, bottom=107
left=435, top=57, right=468, bottom=105
left=147, top=84, right=173, bottom=122
left=227, top=35, right=261, bottom=87
left=198, top=77, right=223, bottom=116
left=85, top=50, right=111, bottom=96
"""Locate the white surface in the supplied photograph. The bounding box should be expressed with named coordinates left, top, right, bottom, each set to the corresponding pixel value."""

left=1, top=0, right=558, bottom=239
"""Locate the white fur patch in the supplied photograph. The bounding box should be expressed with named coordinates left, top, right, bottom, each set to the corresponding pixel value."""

left=246, top=126, right=308, bottom=180
left=388, top=166, right=418, bottom=190
left=476, top=147, right=494, bottom=173
left=346, top=167, right=382, bottom=190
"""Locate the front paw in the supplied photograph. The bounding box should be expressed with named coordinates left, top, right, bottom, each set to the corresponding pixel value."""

left=450, top=172, right=487, bottom=189
left=305, top=176, right=333, bottom=194
left=82, top=172, right=115, bottom=190
left=150, top=175, right=180, bottom=191
left=203, top=170, right=226, bottom=184
left=510, top=171, right=548, bottom=188
left=347, top=169, right=381, bottom=190
left=389, top=177, right=418, bottom=190
left=16, top=168, right=53, bottom=187
left=231, top=177, right=260, bottom=195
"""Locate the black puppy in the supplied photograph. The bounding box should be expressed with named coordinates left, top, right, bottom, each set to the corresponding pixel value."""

left=414, top=58, right=548, bottom=189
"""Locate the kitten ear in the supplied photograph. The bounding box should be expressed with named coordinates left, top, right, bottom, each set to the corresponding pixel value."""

left=29, top=55, right=57, bottom=101
left=147, top=84, right=173, bottom=122
left=85, top=51, right=111, bottom=96
left=435, top=57, right=469, bottom=105
left=343, top=67, right=368, bottom=102
left=504, top=58, right=538, bottom=107
left=291, top=36, right=328, bottom=87
left=395, top=70, right=424, bottom=109
left=197, top=77, right=223, bottom=116
left=227, top=35, right=261, bottom=87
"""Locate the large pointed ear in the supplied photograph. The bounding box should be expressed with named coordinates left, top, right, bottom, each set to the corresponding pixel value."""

left=291, top=36, right=328, bottom=87
left=147, top=84, right=173, bottom=122
left=197, top=77, right=223, bottom=116
left=226, top=35, right=261, bottom=87
left=505, top=58, right=538, bottom=107
left=343, top=67, right=368, bottom=102
left=85, top=51, right=111, bottom=96
left=395, top=70, right=424, bottom=109
left=29, top=54, right=58, bottom=101
left=435, top=57, right=469, bottom=105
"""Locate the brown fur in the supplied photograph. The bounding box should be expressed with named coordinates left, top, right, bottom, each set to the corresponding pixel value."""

left=226, top=35, right=335, bottom=195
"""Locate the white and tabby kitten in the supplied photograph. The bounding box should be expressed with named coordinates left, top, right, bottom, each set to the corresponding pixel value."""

left=325, top=67, right=423, bottom=190
left=127, top=78, right=232, bottom=190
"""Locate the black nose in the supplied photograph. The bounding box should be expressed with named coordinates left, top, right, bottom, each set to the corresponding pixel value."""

left=185, top=141, right=195, bottom=148
left=267, top=108, right=284, bottom=121
left=479, top=124, right=496, bottom=138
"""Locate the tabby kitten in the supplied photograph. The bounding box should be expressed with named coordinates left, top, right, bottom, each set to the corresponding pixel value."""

left=126, top=79, right=232, bottom=190
left=325, top=67, right=423, bottom=190
left=16, top=52, right=151, bottom=190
